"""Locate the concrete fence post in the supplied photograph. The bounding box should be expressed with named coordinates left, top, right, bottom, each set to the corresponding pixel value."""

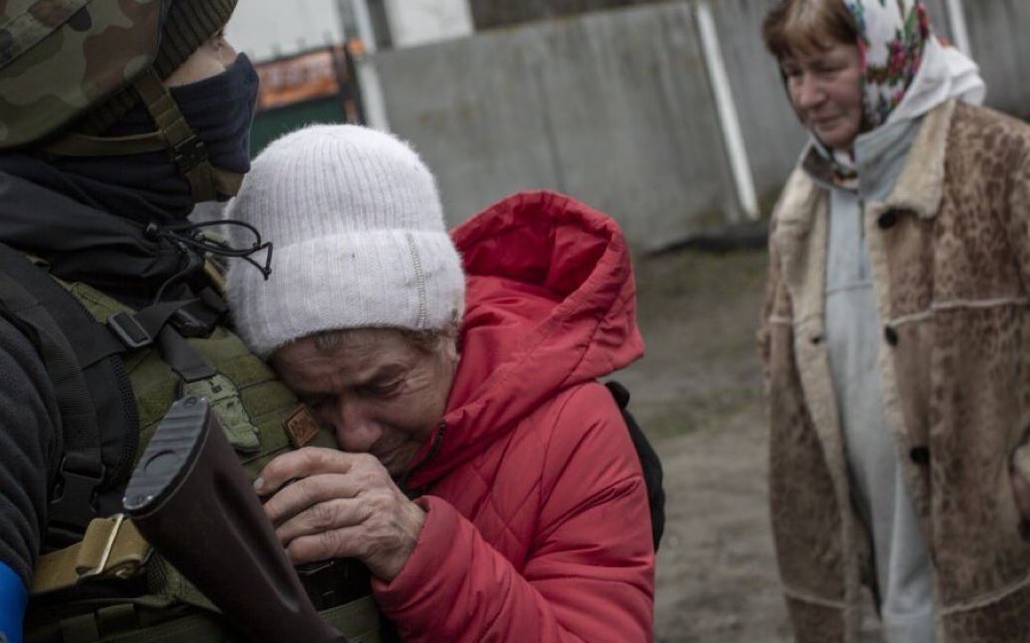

left=350, top=0, right=392, bottom=132
left=695, top=0, right=759, bottom=222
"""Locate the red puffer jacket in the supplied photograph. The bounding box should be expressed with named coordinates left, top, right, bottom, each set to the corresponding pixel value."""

left=371, top=190, right=654, bottom=642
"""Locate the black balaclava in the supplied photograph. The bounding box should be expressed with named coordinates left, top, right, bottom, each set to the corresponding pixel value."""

left=0, top=53, right=258, bottom=224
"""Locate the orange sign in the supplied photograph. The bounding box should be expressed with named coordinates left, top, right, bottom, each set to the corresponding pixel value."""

left=255, top=44, right=352, bottom=112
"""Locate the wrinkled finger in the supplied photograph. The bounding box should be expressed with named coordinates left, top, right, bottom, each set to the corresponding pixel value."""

left=284, top=525, right=366, bottom=566
left=277, top=499, right=371, bottom=562
left=279, top=489, right=426, bottom=579
left=254, top=447, right=356, bottom=496
left=262, top=473, right=364, bottom=526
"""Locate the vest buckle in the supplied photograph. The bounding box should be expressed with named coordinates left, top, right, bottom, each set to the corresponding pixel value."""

left=107, top=310, right=153, bottom=349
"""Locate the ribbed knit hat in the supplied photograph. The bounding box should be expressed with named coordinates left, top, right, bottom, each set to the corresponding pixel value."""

left=224, top=124, right=466, bottom=358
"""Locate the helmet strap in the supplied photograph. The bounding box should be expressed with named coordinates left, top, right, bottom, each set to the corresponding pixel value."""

left=132, top=69, right=246, bottom=202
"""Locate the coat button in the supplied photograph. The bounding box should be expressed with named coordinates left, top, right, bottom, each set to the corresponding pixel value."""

left=878, top=209, right=899, bottom=229
left=910, top=446, right=930, bottom=465
left=884, top=326, right=899, bottom=346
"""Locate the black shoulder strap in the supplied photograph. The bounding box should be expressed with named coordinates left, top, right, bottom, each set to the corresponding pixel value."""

left=605, top=380, right=666, bottom=552
left=0, top=243, right=139, bottom=546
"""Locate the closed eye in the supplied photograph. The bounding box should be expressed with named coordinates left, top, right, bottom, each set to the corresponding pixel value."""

left=358, top=379, right=404, bottom=398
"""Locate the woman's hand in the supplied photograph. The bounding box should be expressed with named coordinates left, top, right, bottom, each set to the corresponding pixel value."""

left=255, top=447, right=426, bottom=581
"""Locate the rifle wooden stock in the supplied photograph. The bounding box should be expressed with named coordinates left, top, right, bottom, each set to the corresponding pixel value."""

left=122, top=396, right=356, bottom=643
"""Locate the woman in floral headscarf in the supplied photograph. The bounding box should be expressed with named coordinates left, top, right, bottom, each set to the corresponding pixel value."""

left=757, top=1, right=1030, bottom=642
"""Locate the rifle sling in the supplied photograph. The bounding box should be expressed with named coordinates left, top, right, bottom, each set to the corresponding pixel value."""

left=31, top=514, right=151, bottom=596
left=33, top=517, right=382, bottom=636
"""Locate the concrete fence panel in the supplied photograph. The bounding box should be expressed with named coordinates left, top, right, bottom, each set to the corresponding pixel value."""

left=368, top=0, right=1028, bottom=253
left=964, top=0, right=1030, bottom=119
left=373, top=2, right=736, bottom=252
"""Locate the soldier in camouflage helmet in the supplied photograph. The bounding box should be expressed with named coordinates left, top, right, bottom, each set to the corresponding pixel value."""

left=0, top=0, right=249, bottom=205
left=0, top=2, right=381, bottom=642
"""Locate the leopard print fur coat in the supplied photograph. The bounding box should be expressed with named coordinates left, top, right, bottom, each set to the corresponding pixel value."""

left=758, top=99, right=1030, bottom=643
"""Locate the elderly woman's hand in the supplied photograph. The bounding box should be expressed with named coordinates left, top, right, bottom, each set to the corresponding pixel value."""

left=254, top=446, right=426, bottom=581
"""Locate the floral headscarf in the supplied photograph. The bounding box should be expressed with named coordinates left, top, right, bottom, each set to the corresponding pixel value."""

left=843, top=0, right=931, bottom=129
left=821, top=0, right=984, bottom=186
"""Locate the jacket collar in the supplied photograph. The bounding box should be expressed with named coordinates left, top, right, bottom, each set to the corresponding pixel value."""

left=777, top=98, right=956, bottom=242
left=403, top=190, right=645, bottom=490
left=888, top=98, right=954, bottom=220
left=0, top=171, right=192, bottom=304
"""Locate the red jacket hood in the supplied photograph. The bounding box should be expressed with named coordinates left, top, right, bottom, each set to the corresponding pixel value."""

left=405, top=190, right=644, bottom=489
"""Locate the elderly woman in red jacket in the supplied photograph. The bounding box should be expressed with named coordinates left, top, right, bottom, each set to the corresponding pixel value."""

left=224, top=124, right=654, bottom=642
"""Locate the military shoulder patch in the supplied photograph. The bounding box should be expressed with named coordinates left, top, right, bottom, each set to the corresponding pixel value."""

left=284, top=404, right=322, bottom=449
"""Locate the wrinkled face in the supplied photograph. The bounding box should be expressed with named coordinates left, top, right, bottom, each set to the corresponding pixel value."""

left=272, top=328, right=459, bottom=479
left=164, top=30, right=238, bottom=87
left=781, top=41, right=864, bottom=149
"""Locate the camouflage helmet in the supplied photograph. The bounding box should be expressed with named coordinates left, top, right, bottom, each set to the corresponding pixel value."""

left=0, top=0, right=238, bottom=150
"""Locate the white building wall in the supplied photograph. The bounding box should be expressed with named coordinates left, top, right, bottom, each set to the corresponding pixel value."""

left=226, top=0, right=344, bottom=62
left=226, top=0, right=473, bottom=61
left=383, top=0, right=473, bottom=47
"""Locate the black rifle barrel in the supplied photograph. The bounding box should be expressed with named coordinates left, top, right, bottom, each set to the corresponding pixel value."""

left=123, top=395, right=354, bottom=643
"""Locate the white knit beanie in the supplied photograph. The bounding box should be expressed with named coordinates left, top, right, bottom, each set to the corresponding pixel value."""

left=223, top=124, right=465, bottom=358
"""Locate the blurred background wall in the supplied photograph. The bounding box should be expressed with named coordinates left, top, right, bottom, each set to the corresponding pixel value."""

left=227, top=0, right=1030, bottom=254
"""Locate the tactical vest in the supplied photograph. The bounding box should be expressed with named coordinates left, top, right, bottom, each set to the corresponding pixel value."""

left=0, top=248, right=383, bottom=643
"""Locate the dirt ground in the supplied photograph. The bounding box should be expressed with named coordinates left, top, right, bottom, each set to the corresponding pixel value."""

left=611, top=247, right=784, bottom=643
left=614, top=247, right=883, bottom=643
